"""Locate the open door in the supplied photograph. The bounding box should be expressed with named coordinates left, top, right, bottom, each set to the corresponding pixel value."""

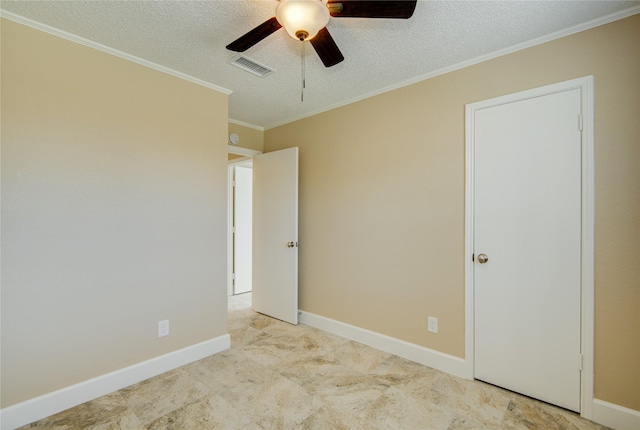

left=252, top=147, right=299, bottom=324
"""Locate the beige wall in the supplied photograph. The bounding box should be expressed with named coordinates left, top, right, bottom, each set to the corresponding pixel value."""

left=1, top=20, right=229, bottom=407
left=265, top=15, right=640, bottom=410
left=229, top=122, right=264, bottom=152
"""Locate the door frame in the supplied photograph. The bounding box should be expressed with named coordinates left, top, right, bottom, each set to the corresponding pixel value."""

left=227, top=147, right=261, bottom=297
left=464, top=76, right=595, bottom=418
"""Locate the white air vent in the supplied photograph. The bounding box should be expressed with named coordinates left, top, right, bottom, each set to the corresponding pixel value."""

left=228, top=55, right=275, bottom=78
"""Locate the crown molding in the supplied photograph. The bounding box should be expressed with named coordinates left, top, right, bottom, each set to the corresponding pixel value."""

left=264, top=5, right=640, bottom=130
left=0, top=10, right=233, bottom=96
left=228, top=118, right=264, bottom=131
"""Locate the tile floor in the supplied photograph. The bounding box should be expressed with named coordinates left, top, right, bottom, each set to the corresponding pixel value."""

left=20, top=293, right=610, bottom=429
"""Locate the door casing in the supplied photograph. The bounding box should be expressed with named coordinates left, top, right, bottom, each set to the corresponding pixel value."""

left=464, top=76, right=595, bottom=418
left=227, top=152, right=260, bottom=297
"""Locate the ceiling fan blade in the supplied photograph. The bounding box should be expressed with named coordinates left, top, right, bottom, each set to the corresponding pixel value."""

left=327, top=0, right=417, bottom=19
left=226, top=17, right=282, bottom=52
left=310, top=27, right=345, bottom=68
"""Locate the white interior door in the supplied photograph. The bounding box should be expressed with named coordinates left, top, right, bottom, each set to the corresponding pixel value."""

left=473, top=88, right=582, bottom=411
left=252, top=147, right=299, bottom=325
left=233, top=164, right=253, bottom=294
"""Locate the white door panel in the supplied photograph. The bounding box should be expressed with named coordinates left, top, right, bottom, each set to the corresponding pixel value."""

left=252, top=148, right=299, bottom=325
left=474, top=89, right=582, bottom=411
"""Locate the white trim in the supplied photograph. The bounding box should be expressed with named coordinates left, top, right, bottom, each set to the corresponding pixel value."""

left=264, top=6, right=639, bottom=130
left=463, top=101, right=476, bottom=381
left=227, top=165, right=235, bottom=297
left=227, top=159, right=254, bottom=297
left=592, top=399, right=640, bottom=430
left=0, top=335, right=230, bottom=430
left=579, top=76, right=596, bottom=420
left=228, top=156, right=253, bottom=165
left=3, top=6, right=636, bottom=131
left=464, top=76, right=595, bottom=417
left=228, top=145, right=262, bottom=157
left=229, top=118, right=265, bottom=132
left=0, top=10, right=232, bottom=96
left=299, top=311, right=468, bottom=379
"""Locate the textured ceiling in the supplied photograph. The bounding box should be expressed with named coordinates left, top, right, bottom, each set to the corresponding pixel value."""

left=2, top=0, right=639, bottom=129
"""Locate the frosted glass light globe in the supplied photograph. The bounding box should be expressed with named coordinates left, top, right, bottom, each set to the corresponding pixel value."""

left=276, top=0, right=330, bottom=41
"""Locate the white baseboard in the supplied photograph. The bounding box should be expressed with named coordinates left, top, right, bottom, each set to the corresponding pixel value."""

left=0, top=334, right=230, bottom=430
left=592, top=399, right=640, bottom=430
left=299, top=312, right=640, bottom=430
left=299, top=311, right=468, bottom=379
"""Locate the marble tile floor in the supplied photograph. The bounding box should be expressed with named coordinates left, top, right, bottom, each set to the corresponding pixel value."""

left=20, top=293, right=609, bottom=429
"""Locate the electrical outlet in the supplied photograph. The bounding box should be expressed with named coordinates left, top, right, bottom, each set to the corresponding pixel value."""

left=428, top=316, right=438, bottom=334
left=158, top=320, right=169, bottom=337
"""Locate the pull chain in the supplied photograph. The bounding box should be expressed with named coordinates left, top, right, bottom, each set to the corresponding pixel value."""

left=301, top=40, right=306, bottom=102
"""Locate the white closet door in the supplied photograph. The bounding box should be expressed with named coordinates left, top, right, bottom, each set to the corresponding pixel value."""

left=474, top=88, right=582, bottom=412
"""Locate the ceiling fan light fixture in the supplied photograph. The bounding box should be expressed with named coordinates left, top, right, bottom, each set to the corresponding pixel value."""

left=276, top=0, right=330, bottom=41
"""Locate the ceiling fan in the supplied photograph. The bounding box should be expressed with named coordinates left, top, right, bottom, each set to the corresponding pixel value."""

left=226, top=0, right=418, bottom=67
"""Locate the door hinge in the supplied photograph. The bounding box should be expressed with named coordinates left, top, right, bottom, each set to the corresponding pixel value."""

left=578, top=114, right=583, bottom=132
left=579, top=353, right=583, bottom=371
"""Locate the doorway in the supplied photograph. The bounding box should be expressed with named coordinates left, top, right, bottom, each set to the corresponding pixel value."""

left=228, top=160, right=253, bottom=297
left=226, top=147, right=299, bottom=326
left=464, top=77, right=595, bottom=417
